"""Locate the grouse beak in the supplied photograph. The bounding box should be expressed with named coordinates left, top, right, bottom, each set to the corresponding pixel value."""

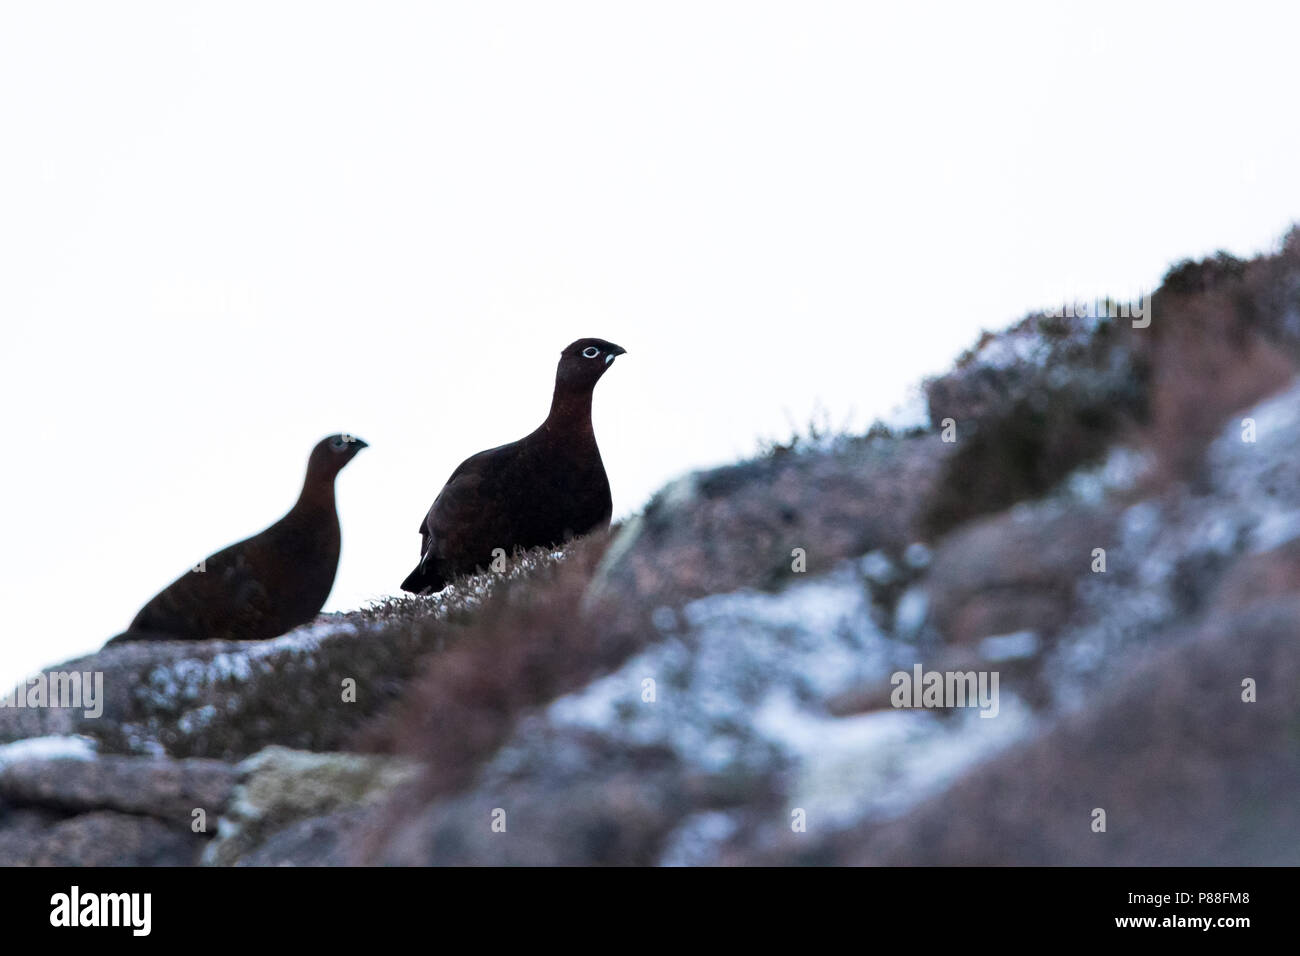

left=350, top=437, right=369, bottom=450
left=606, top=345, right=626, bottom=365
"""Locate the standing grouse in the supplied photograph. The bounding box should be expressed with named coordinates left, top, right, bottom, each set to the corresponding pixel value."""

left=107, top=434, right=367, bottom=645
left=400, top=338, right=626, bottom=594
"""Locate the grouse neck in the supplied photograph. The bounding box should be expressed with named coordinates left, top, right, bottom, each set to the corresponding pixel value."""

left=294, top=468, right=339, bottom=514
left=544, top=386, right=596, bottom=437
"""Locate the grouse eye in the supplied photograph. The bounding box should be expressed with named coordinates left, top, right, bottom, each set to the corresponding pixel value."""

left=581, top=346, right=600, bottom=359
left=330, top=436, right=348, bottom=451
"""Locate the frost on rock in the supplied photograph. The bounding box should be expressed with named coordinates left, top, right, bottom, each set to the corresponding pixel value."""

left=138, top=619, right=364, bottom=708
left=484, top=563, right=1034, bottom=861
left=768, top=698, right=1032, bottom=829
left=979, top=631, right=1040, bottom=662
left=104, top=615, right=384, bottom=757
left=659, top=811, right=742, bottom=867
left=1049, top=379, right=1300, bottom=707
left=967, top=327, right=1055, bottom=372
left=1062, top=446, right=1150, bottom=506
left=541, top=566, right=894, bottom=772
left=0, top=734, right=98, bottom=768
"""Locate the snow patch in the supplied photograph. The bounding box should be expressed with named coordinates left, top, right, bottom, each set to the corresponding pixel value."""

left=0, top=735, right=97, bottom=768
left=494, top=562, right=1036, bottom=849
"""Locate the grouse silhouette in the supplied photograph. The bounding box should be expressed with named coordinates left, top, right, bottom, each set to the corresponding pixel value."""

left=400, top=338, right=626, bottom=594
left=107, top=434, right=367, bottom=645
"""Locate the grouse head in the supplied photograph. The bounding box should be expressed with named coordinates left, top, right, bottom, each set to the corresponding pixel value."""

left=305, top=433, right=369, bottom=482
left=555, top=338, right=627, bottom=392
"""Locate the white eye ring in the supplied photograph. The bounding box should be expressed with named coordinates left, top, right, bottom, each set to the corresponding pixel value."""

left=581, top=346, right=600, bottom=358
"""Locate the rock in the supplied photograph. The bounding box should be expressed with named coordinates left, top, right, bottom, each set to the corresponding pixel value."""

left=1, top=613, right=447, bottom=760
left=368, top=766, right=694, bottom=867
left=203, top=746, right=421, bottom=866
left=0, top=808, right=201, bottom=866
left=788, top=597, right=1300, bottom=865
left=924, top=504, right=1119, bottom=644
left=0, top=748, right=236, bottom=824
left=586, top=434, right=952, bottom=618
left=1210, top=535, right=1300, bottom=610
left=234, top=807, right=374, bottom=866
left=364, top=561, right=1034, bottom=865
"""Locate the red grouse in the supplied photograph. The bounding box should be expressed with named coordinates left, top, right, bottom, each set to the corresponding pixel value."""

left=107, top=434, right=367, bottom=645
left=400, top=338, right=626, bottom=594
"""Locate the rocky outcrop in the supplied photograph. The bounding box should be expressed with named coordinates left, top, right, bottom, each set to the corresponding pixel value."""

left=0, top=553, right=571, bottom=760
left=4, top=238, right=1300, bottom=866
left=587, top=432, right=952, bottom=615
left=752, top=595, right=1300, bottom=865
left=0, top=738, right=420, bottom=866
left=0, top=744, right=236, bottom=821
left=0, top=808, right=202, bottom=867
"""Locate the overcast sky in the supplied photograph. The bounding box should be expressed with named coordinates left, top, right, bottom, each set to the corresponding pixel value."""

left=4, top=1, right=1300, bottom=687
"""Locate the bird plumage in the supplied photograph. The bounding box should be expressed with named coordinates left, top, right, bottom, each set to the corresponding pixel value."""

left=107, top=434, right=367, bottom=645
left=400, top=338, right=625, bottom=594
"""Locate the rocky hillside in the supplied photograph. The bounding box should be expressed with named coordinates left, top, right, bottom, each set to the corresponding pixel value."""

left=4, top=231, right=1300, bottom=865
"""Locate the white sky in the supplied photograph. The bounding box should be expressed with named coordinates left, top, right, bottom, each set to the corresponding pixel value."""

left=3, top=1, right=1299, bottom=687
